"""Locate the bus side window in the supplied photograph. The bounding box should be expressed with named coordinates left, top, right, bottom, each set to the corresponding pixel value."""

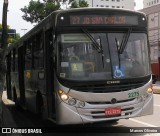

left=33, top=32, right=44, bottom=69
left=11, top=50, right=15, bottom=72
left=15, top=49, right=18, bottom=72
left=25, top=40, right=32, bottom=70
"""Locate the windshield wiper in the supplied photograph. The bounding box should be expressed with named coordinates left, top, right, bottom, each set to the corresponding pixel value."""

left=114, top=28, right=132, bottom=69
left=115, top=37, right=121, bottom=69
left=81, top=28, right=105, bottom=68
left=98, top=36, right=105, bottom=68
left=119, top=28, right=132, bottom=54
left=81, top=28, right=104, bottom=55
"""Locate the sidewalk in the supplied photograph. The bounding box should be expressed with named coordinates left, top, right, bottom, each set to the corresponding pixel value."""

left=152, top=81, right=160, bottom=94
left=2, top=91, right=15, bottom=105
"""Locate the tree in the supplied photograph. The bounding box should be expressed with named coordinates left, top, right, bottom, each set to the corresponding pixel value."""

left=21, top=0, right=88, bottom=24
left=78, top=0, right=89, bottom=7
left=21, top=0, right=60, bottom=23
left=0, top=23, right=20, bottom=44
left=8, top=33, right=20, bottom=44
left=70, top=0, right=89, bottom=8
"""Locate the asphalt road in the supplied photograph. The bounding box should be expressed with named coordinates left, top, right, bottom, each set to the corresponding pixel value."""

left=0, top=93, right=160, bottom=136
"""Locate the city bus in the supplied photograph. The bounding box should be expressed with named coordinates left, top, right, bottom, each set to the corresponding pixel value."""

left=5, top=8, right=153, bottom=124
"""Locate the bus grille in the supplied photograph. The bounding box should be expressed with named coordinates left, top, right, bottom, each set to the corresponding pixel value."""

left=78, top=97, right=143, bottom=120
left=87, top=98, right=135, bottom=105
left=71, top=82, right=145, bottom=93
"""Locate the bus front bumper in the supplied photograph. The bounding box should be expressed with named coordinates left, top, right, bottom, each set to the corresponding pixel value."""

left=56, top=94, right=153, bottom=125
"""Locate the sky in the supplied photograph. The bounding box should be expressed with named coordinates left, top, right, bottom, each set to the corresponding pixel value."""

left=0, top=0, right=143, bottom=37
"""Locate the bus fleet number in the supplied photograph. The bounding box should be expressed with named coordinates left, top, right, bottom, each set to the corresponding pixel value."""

left=128, top=91, right=139, bottom=98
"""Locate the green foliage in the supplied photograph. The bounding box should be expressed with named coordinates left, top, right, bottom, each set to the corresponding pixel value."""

left=21, top=0, right=89, bottom=23
left=8, top=33, right=20, bottom=44
left=70, top=0, right=89, bottom=8
left=0, top=24, right=20, bottom=44
left=70, top=1, right=79, bottom=8
left=0, top=23, right=10, bottom=29
left=79, top=0, right=89, bottom=7
left=21, top=0, right=60, bottom=23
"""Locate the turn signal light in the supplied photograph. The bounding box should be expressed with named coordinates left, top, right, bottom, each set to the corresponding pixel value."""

left=147, top=88, right=153, bottom=93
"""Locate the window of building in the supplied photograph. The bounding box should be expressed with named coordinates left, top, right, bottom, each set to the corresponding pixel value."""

left=117, top=6, right=120, bottom=8
left=117, top=0, right=120, bottom=2
left=97, top=5, right=99, bottom=7
left=112, top=0, right=115, bottom=1
left=154, top=0, right=156, bottom=4
left=112, top=6, right=115, bottom=8
left=101, top=5, right=104, bottom=7
left=106, top=5, right=109, bottom=7
left=122, top=6, right=124, bottom=8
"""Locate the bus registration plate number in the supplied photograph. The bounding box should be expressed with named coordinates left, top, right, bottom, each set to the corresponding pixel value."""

left=105, top=108, right=121, bottom=116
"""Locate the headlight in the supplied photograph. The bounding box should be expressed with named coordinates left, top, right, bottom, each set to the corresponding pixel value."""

left=61, top=94, right=69, bottom=101
left=68, top=98, right=77, bottom=105
left=59, top=89, right=69, bottom=101
left=58, top=89, right=85, bottom=107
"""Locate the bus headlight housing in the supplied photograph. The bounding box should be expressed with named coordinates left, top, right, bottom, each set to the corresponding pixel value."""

left=61, top=94, right=69, bottom=101
left=59, top=90, right=69, bottom=101
left=78, top=101, right=85, bottom=107
left=58, top=89, right=86, bottom=107
left=142, top=93, right=148, bottom=99
left=68, top=98, right=77, bottom=105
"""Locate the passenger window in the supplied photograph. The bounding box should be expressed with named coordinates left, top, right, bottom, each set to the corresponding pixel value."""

left=33, top=32, right=44, bottom=69
left=25, top=40, right=32, bottom=70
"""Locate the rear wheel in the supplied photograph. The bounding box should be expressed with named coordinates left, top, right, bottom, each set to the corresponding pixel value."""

left=13, top=87, right=20, bottom=110
left=36, top=92, right=43, bottom=116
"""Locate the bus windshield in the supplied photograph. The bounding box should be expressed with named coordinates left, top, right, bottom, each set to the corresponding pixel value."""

left=58, top=32, right=150, bottom=81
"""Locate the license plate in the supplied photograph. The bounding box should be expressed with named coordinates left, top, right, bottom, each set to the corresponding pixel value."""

left=105, top=107, right=121, bottom=116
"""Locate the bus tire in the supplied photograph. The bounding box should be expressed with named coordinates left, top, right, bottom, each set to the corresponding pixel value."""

left=36, top=91, right=43, bottom=117
left=13, top=87, right=20, bottom=110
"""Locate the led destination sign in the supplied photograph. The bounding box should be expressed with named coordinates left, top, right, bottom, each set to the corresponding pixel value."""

left=70, top=15, right=138, bottom=25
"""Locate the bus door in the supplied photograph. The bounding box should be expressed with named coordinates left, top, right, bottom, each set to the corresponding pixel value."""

left=6, top=52, right=12, bottom=100
left=45, top=29, right=55, bottom=119
left=18, top=46, right=25, bottom=106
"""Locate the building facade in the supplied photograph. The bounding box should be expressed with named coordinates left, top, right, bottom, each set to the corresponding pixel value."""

left=75, top=0, right=135, bottom=10
left=143, top=0, right=160, bottom=8
left=140, top=4, right=160, bottom=79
